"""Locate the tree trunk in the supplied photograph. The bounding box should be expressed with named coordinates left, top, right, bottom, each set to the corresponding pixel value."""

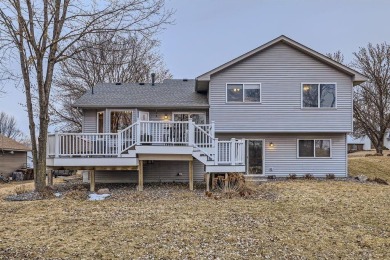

left=375, top=139, right=384, bottom=155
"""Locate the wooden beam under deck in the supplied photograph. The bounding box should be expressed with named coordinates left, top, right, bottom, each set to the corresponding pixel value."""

left=138, top=154, right=193, bottom=161
left=47, top=166, right=138, bottom=171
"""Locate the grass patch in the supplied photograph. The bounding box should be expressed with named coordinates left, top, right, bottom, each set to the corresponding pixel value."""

left=349, top=156, right=390, bottom=181
left=0, top=181, right=389, bottom=259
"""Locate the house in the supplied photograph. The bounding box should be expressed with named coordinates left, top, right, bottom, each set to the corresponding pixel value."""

left=46, top=35, right=367, bottom=191
left=0, top=134, right=31, bottom=178
left=347, top=135, right=371, bottom=152
left=347, top=133, right=390, bottom=152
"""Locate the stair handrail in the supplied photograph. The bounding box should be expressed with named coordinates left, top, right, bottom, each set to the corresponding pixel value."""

left=192, top=122, right=216, bottom=160
left=118, top=121, right=138, bottom=154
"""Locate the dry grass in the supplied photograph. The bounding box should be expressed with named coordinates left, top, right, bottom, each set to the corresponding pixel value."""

left=348, top=150, right=390, bottom=157
left=349, top=155, right=390, bottom=181
left=0, top=181, right=389, bottom=259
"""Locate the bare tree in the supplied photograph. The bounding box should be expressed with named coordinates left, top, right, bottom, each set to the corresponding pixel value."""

left=0, top=111, right=23, bottom=139
left=51, top=32, right=172, bottom=131
left=326, top=50, right=345, bottom=64
left=0, top=0, right=173, bottom=191
left=353, top=43, right=390, bottom=155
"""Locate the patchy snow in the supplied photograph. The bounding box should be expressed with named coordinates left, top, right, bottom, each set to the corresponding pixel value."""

left=54, top=192, right=61, bottom=197
left=88, top=193, right=111, bottom=201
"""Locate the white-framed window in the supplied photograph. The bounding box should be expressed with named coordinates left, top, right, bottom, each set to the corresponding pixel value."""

left=172, top=112, right=207, bottom=124
left=301, top=83, right=336, bottom=108
left=226, top=83, right=261, bottom=103
left=297, top=139, right=331, bottom=158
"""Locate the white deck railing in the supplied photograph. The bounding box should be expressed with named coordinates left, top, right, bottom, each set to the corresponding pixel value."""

left=47, top=120, right=245, bottom=165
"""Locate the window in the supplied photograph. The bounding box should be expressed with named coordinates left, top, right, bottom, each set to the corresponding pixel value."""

left=173, top=112, right=206, bottom=124
left=110, top=110, right=132, bottom=132
left=226, top=83, right=261, bottom=103
left=302, top=83, right=336, bottom=108
left=298, top=139, right=331, bottom=158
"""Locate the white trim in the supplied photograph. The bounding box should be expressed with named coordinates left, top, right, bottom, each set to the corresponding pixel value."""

left=301, top=83, right=337, bottom=109
left=296, top=139, right=332, bottom=159
left=225, top=83, right=262, bottom=103
left=245, top=139, right=265, bottom=176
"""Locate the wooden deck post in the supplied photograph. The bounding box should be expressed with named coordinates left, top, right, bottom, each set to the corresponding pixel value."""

left=189, top=160, right=194, bottom=191
left=90, top=170, right=95, bottom=192
left=205, top=173, right=210, bottom=192
left=138, top=160, right=144, bottom=191
left=224, top=173, right=228, bottom=192
left=47, top=170, right=54, bottom=186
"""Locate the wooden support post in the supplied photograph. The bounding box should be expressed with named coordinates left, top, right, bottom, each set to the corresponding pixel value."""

left=205, top=173, right=210, bottom=192
left=138, top=160, right=144, bottom=191
left=224, top=173, right=228, bottom=192
left=189, top=160, right=194, bottom=191
left=47, top=170, right=54, bottom=186
left=211, top=173, right=215, bottom=190
left=90, top=170, right=95, bottom=192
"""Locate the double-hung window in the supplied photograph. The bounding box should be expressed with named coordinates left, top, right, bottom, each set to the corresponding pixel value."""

left=298, top=139, right=331, bottom=158
left=226, top=83, right=261, bottom=103
left=302, top=83, right=336, bottom=108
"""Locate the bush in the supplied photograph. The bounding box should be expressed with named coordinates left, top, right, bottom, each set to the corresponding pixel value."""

left=211, top=173, right=256, bottom=199
left=326, top=174, right=335, bottom=180
left=303, top=173, right=314, bottom=180
left=267, top=175, right=276, bottom=180
left=288, top=174, right=297, bottom=180
left=14, top=185, right=29, bottom=195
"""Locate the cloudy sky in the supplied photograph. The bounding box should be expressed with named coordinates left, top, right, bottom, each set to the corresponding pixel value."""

left=1, top=0, right=389, bottom=134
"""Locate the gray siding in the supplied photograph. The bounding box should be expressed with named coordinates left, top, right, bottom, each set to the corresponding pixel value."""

left=82, top=109, right=97, bottom=133
left=209, top=42, right=353, bottom=133
left=217, top=133, right=347, bottom=177
left=0, top=152, right=27, bottom=177
left=93, top=159, right=205, bottom=183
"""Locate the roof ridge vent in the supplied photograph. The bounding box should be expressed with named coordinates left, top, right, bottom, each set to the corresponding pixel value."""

left=115, top=82, right=121, bottom=85
left=139, top=82, right=145, bottom=85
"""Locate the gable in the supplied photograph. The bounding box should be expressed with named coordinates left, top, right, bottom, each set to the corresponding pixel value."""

left=196, top=35, right=367, bottom=92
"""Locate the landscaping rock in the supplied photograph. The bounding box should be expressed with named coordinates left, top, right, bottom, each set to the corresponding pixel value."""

left=355, top=175, right=368, bottom=182
left=97, top=188, right=110, bottom=194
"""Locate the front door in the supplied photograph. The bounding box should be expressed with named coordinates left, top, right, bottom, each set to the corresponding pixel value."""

left=246, top=140, right=264, bottom=175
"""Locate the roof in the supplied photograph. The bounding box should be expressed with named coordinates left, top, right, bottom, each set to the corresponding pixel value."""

left=196, top=35, right=368, bottom=91
left=73, top=79, right=208, bottom=109
left=0, top=135, right=31, bottom=151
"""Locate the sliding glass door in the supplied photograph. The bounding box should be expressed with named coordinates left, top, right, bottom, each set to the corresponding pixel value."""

left=246, top=140, right=264, bottom=175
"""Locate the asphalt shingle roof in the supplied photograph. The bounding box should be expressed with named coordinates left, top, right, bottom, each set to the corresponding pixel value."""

left=73, top=79, right=208, bottom=108
left=0, top=135, right=31, bottom=151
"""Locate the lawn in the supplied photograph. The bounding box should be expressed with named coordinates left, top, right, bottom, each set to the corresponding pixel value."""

left=348, top=151, right=390, bottom=181
left=0, top=179, right=389, bottom=259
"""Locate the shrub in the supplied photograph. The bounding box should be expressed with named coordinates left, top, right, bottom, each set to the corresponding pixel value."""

left=212, top=173, right=255, bottom=199
left=303, top=173, right=314, bottom=180
left=326, top=174, right=335, bottom=180
left=14, top=185, right=29, bottom=195
left=288, top=174, right=297, bottom=180
left=267, top=175, right=276, bottom=180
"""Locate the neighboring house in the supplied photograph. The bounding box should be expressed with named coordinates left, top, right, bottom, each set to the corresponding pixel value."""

left=347, top=135, right=371, bottom=152
left=0, top=134, right=31, bottom=177
left=347, top=133, right=390, bottom=152
left=46, top=35, right=367, bottom=190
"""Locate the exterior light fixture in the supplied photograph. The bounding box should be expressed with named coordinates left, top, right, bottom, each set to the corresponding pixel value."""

left=164, top=114, right=168, bottom=119
left=269, top=142, right=274, bottom=147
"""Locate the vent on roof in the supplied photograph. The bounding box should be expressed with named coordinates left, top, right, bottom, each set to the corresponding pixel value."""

left=115, top=82, right=121, bottom=85
left=183, top=79, right=188, bottom=82
left=139, top=82, right=145, bottom=85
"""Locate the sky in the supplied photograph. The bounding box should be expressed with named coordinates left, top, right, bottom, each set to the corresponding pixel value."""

left=1, top=0, right=389, bottom=135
